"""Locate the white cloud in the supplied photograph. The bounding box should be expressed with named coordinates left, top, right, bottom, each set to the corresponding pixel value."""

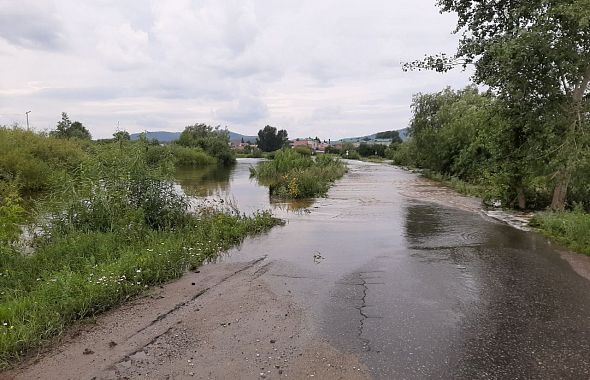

left=96, top=23, right=150, bottom=70
left=0, top=0, right=472, bottom=139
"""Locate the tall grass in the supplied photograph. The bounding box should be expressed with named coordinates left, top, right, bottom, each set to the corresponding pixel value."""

left=0, top=127, right=87, bottom=194
left=0, top=132, right=281, bottom=367
left=530, top=209, right=590, bottom=256
left=146, top=145, right=217, bottom=168
left=421, top=169, right=487, bottom=199
left=250, top=149, right=347, bottom=198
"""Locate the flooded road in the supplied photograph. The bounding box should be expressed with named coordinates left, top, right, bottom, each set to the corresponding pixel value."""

left=12, top=159, right=590, bottom=379
left=215, top=159, right=590, bottom=378
left=175, top=158, right=312, bottom=215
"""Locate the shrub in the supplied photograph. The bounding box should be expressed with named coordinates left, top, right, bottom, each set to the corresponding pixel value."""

left=0, top=127, right=87, bottom=194
left=294, top=145, right=313, bottom=156
left=176, top=124, right=235, bottom=165
left=251, top=149, right=347, bottom=198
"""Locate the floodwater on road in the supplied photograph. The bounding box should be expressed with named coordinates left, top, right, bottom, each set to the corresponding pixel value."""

left=175, top=158, right=312, bottom=215
left=192, top=158, right=590, bottom=379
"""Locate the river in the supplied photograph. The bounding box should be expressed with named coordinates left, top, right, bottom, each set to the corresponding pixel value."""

left=183, top=158, right=590, bottom=378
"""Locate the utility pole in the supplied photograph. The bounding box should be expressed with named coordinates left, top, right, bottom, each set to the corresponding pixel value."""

left=25, top=111, right=31, bottom=129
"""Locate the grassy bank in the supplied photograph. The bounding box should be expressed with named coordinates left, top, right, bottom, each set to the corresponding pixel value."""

left=250, top=149, right=347, bottom=199
left=531, top=210, right=590, bottom=256
left=420, top=170, right=487, bottom=199
left=0, top=211, right=278, bottom=368
left=0, top=130, right=282, bottom=368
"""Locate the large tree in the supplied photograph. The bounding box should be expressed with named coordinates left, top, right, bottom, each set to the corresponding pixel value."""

left=256, top=125, right=288, bottom=152
left=405, top=0, right=590, bottom=210
left=51, top=112, right=92, bottom=140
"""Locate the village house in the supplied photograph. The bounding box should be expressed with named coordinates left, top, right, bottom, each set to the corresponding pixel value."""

left=291, top=138, right=320, bottom=151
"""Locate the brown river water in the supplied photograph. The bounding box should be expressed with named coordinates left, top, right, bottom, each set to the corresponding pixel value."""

left=175, top=158, right=590, bottom=379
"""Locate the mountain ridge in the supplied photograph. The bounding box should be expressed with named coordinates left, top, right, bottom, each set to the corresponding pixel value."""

left=130, top=128, right=409, bottom=144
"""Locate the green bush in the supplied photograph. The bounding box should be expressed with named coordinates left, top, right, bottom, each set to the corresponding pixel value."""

left=342, top=150, right=361, bottom=160
left=294, top=145, right=313, bottom=156
left=250, top=149, right=347, bottom=198
left=176, top=124, right=235, bottom=165
left=0, top=127, right=87, bottom=194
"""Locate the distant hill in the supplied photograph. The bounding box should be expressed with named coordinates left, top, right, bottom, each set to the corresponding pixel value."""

left=335, top=128, right=409, bottom=143
left=130, top=130, right=257, bottom=143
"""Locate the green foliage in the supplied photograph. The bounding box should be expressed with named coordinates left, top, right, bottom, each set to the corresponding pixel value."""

left=394, top=86, right=590, bottom=210
left=0, top=136, right=280, bottom=366
left=250, top=149, right=347, bottom=198
left=375, top=130, right=402, bottom=143
left=113, top=130, right=130, bottom=141
left=177, top=124, right=235, bottom=165
left=0, top=211, right=278, bottom=366
left=0, top=182, right=25, bottom=245
left=50, top=113, right=92, bottom=140
left=342, top=149, right=361, bottom=160
left=46, top=142, right=190, bottom=235
left=257, top=125, right=289, bottom=152
left=531, top=209, right=590, bottom=255
left=293, top=145, right=313, bottom=156
left=146, top=145, right=217, bottom=168
left=405, top=0, right=590, bottom=210
left=324, top=146, right=341, bottom=155
left=0, top=127, right=87, bottom=194
left=357, top=143, right=386, bottom=158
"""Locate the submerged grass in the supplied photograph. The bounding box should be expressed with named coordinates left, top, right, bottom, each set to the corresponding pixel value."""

left=249, top=149, right=347, bottom=199
left=530, top=210, right=590, bottom=256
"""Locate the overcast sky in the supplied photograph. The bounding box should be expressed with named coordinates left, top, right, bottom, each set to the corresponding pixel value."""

left=0, top=0, right=472, bottom=139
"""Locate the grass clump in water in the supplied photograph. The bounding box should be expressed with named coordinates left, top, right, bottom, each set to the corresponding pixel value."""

left=250, top=149, right=347, bottom=199
left=530, top=208, right=590, bottom=256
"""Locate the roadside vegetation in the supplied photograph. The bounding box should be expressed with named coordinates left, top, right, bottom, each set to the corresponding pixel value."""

left=531, top=210, right=590, bottom=256
left=398, top=1, right=590, bottom=255
left=250, top=149, right=347, bottom=199
left=0, top=123, right=281, bottom=367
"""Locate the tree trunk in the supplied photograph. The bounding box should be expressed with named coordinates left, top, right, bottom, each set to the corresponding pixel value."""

left=516, top=186, right=526, bottom=210
left=550, top=170, right=570, bottom=211
left=550, top=66, right=589, bottom=211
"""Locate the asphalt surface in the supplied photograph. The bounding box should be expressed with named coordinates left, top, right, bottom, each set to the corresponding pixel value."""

left=220, top=159, right=590, bottom=379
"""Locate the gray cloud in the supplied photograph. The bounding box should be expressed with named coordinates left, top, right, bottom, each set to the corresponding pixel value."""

left=0, top=0, right=472, bottom=139
left=215, top=96, right=269, bottom=124
left=0, top=1, right=65, bottom=50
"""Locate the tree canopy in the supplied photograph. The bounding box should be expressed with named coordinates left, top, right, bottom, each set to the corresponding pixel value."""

left=404, top=0, right=590, bottom=210
left=50, top=113, right=92, bottom=140
left=256, top=125, right=288, bottom=152
left=113, top=131, right=130, bottom=141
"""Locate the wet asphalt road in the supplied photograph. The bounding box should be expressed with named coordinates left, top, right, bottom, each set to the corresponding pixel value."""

left=189, top=159, right=590, bottom=379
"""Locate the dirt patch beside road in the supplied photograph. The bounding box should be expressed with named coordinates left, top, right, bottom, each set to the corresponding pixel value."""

left=6, top=257, right=368, bottom=380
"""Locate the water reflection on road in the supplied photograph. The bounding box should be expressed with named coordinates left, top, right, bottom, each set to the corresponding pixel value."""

left=184, top=159, right=590, bottom=378
left=175, top=158, right=312, bottom=215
